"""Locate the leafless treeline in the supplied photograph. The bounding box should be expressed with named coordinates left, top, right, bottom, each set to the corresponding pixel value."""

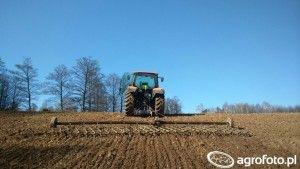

left=0, top=58, right=39, bottom=111
left=0, top=57, right=128, bottom=112
left=196, top=102, right=300, bottom=114
left=165, top=97, right=182, bottom=114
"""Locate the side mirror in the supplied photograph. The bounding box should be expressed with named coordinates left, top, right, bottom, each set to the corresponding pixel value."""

left=159, top=77, right=164, bottom=82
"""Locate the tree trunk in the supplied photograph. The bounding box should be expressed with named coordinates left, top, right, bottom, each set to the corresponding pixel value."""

left=120, top=95, right=123, bottom=112
left=82, top=74, right=88, bottom=112
left=60, top=81, right=63, bottom=111
left=27, top=77, right=31, bottom=111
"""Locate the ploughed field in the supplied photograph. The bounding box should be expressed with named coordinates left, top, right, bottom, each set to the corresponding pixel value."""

left=0, top=112, right=299, bottom=168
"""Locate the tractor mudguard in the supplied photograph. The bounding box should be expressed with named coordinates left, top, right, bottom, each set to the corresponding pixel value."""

left=127, top=86, right=138, bottom=93
left=153, top=88, right=165, bottom=97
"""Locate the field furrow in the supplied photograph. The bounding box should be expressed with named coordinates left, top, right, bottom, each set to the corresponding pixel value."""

left=0, top=112, right=299, bottom=169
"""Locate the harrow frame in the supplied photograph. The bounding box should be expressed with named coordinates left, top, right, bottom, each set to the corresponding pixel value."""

left=50, top=117, right=234, bottom=128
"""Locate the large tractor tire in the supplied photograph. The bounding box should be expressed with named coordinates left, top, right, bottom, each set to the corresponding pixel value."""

left=125, top=91, right=134, bottom=116
left=155, top=96, right=165, bottom=116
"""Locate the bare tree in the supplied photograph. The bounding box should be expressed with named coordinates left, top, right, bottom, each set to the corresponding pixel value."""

left=89, top=76, right=107, bottom=111
left=261, top=101, right=273, bottom=113
left=196, top=103, right=205, bottom=113
left=0, top=58, right=10, bottom=110
left=119, top=72, right=131, bottom=112
left=73, top=57, right=104, bottom=112
left=106, top=73, right=120, bottom=112
left=8, top=73, right=24, bottom=110
left=214, top=101, right=299, bottom=114
left=44, top=65, right=72, bottom=111
left=0, top=58, right=23, bottom=111
left=165, top=96, right=182, bottom=114
left=12, top=58, right=39, bottom=111
left=86, top=71, right=107, bottom=112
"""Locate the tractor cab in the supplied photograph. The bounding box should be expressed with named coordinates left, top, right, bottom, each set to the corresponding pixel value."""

left=125, top=71, right=165, bottom=116
left=129, top=72, right=163, bottom=89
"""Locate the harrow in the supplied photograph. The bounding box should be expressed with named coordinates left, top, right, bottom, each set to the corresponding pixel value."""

left=50, top=116, right=234, bottom=128
left=47, top=116, right=249, bottom=137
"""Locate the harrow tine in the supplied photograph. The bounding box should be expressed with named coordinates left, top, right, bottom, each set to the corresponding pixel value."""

left=82, top=127, right=88, bottom=135
left=58, top=126, right=62, bottom=133
left=189, top=125, right=201, bottom=133
left=110, top=127, right=119, bottom=134
left=88, top=127, right=96, bottom=135
left=157, top=126, right=170, bottom=133
left=116, top=126, right=128, bottom=134
left=139, top=125, right=154, bottom=134
left=163, top=126, right=178, bottom=133
left=74, top=127, right=80, bottom=135
left=65, top=124, right=70, bottom=132
left=137, top=126, right=145, bottom=134
left=122, top=126, right=131, bottom=134
left=103, top=127, right=110, bottom=135
left=132, top=126, right=140, bottom=133
left=142, top=125, right=155, bottom=134
left=170, top=125, right=187, bottom=133
left=97, top=128, right=102, bottom=135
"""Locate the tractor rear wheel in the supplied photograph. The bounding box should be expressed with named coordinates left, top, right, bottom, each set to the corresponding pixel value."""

left=155, top=96, right=165, bottom=116
left=125, top=91, right=134, bottom=115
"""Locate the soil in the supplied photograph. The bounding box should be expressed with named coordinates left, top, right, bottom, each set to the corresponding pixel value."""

left=0, top=112, right=299, bottom=168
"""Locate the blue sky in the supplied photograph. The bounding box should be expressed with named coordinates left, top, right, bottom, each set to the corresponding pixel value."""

left=1, top=0, right=299, bottom=112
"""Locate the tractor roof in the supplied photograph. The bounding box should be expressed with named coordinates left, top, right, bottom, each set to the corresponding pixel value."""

left=133, top=71, right=158, bottom=75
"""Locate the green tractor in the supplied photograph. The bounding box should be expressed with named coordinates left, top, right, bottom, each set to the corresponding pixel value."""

left=124, top=71, right=165, bottom=116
